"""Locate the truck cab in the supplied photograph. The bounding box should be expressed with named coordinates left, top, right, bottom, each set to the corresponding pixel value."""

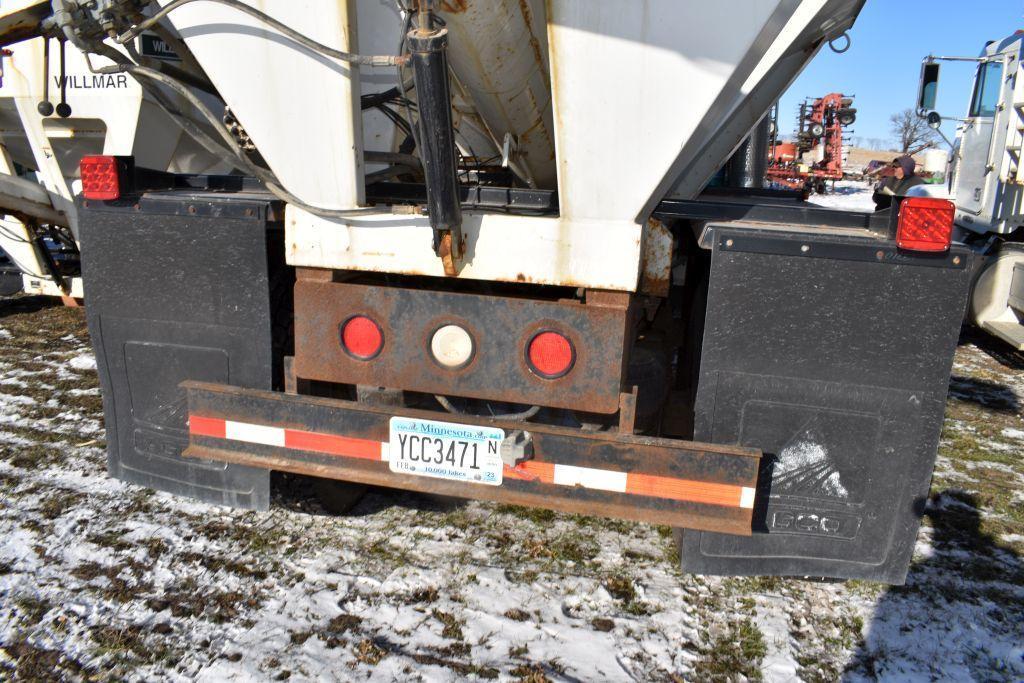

left=919, top=31, right=1024, bottom=349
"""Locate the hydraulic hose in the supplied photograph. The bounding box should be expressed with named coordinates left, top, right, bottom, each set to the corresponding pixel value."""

left=87, top=49, right=387, bottom=218
left=116, top=0, right=405, bottom=67
left=435, top=395, right=541, bottom=422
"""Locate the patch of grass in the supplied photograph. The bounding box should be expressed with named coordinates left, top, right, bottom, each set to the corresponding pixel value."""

left=142, top=537, right=168, bottom=559
left=402, top=586, right=438, bottom=604
left=90, top=624, right=150, bottom=660
left=13, top=594, right=51, bottom=626
left=694, top=618, right=767, bottom=682
left=71, top=559, right=152, bottom=603
left=89, top=623, right=181, bottom=669
left=504, top=608, right=531, bottom=622
left=510, top=663, right=551, bottom=683
left=289, top=630, right=313, bottom=646
left=411, top=650, right=499, bottom=678
left=0, top=469, right=23, bottom=489
left=146, top=577, right=261, bottom=623
left=2, top=635, right=84, bottom=680
left=352, top=638, right=386, bottom=666
left=87, top=529, right=134, bottom=552
left=603, top=574, right=636, bottom=602
left=318, top=613, right=362, bottom=649
left=522, top=534, right=599, bottom=565
left=38, top=489, right=86, bottom=519
left=179, top=551, right=269, bottom=580
left=124, top=489, right=156, bottom=515
left=602, top=574, right=654, bottom=616
left=326, top=614, right=362, bottom=634
left=7, top=442, right=63, bottom=469
left=494, top=504, right=557, bottom=524
left=432, top=610, right=464, bottom=641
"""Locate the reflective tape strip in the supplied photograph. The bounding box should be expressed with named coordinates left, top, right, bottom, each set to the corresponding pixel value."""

left=190, top=416, right=384, bottom=461
left=553, top=463, right=628, bottom=493
left=188, top=415, right=754, bottom=509
left=225, top=420, right=284, bottom=447
left=189, top=415, right=226, bottom=439
left=507, top=462, right=754, bottom=509
left=284, top=428, right=383, bottom=461
left=626, top=472, right=752, bottom=509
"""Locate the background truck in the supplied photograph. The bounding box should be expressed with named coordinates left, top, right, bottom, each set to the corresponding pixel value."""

left=0, top=0, right=971, bottom=584
left=918, top=31, right=1024, bottom=349
left=0, top=1, right=232, bottom=303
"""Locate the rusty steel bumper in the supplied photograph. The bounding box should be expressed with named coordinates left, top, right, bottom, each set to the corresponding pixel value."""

left=181, top=381, right=761, bottom=535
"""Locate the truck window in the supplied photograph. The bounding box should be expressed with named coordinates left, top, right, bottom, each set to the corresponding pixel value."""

left=969, top=61, right=1003, bottom=117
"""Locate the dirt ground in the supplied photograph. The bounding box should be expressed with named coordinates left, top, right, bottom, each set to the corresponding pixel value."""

left=0, top=295, right=1022, bottom=682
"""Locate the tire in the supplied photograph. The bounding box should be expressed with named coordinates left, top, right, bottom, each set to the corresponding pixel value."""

left=312, top=478, right=367, bottom=515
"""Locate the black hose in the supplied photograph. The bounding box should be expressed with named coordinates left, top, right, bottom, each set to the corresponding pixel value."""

left=435, top=395, right=541, bottom=422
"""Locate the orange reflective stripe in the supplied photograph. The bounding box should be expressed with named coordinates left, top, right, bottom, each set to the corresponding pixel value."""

left=284, top=429, right=383, bottom=461
left=626, top=472, right=743, bottom=507
left=189, top=415, right=225, bottom=438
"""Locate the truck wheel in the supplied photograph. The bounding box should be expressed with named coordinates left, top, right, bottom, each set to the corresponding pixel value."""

left=312, top=478, right=367, bottom=515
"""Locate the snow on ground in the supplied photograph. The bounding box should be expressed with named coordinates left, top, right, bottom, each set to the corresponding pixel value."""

left=1, top=296, right=1023, bottom=681
left=805, top=179, right=878, bottom=213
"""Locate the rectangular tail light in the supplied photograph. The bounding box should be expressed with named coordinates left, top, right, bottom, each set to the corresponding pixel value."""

left=896, top=196, right=955, bottom=252
left=80, top=155, right=130, bottom=201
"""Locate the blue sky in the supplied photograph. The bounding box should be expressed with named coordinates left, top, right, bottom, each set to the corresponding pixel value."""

left=778, top=0, right=1024, bottom=149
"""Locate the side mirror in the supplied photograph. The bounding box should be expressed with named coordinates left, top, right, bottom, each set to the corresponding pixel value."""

left=926, top=111, right=942, bottom=130
left=918, top=61, right=940, bottom=113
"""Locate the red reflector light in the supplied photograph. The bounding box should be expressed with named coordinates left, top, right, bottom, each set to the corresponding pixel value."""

left=896, top=196, right=955, bottom=252
left=340, top=315, right=384, bottom=360
left=79, top=155, right=122, bottom=201
left=527, top=331, right=575, bottom=379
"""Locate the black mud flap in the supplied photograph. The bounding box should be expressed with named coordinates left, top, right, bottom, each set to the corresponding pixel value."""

left=79, top=191, right=281, bottom=509
left=681, top=227, right=971, bottom=584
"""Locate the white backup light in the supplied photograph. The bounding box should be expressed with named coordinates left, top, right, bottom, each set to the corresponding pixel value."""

left=430, top=324, right=474, bottom=368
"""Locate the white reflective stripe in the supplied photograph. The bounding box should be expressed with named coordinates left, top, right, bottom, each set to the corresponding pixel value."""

left=380, top=442, right=390, bottom=462
left=739, top=487, right=756, bottom=509
left=225, top=421, right=285, bottom=447
left=552, top=464, right=628, bottom=493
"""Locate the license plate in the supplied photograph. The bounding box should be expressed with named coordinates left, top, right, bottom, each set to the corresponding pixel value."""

left=388, top=417, right=505, bottom=486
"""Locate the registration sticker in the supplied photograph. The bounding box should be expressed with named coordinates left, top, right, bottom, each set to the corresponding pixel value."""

left=388, top=417, right=505, bottom=486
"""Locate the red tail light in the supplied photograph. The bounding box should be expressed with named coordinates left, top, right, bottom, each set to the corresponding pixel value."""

left=340, top=315, right=384, bottom=360
left=527, top=331, right=575, bottom=379
left=896, top=197, right=955, bottom=252
left=79, top=155, right=124, bottom=201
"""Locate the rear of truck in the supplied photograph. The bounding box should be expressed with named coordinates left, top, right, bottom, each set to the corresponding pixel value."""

left=6, top=0, right=971, bottom=584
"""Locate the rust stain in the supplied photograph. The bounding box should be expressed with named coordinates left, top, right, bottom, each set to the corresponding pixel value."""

left=439, top=232, right=459, bottom=276
left=517, top=0, right=550, bottom=90
left=639, top=219, right=673, bottom=298
left=438, top=0, right=468, bottom=12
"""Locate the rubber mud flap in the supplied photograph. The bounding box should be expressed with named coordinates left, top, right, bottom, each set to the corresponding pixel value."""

left=79, top=192, right=280, bottom=509
left=680, top=227, right=971, bottom=583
